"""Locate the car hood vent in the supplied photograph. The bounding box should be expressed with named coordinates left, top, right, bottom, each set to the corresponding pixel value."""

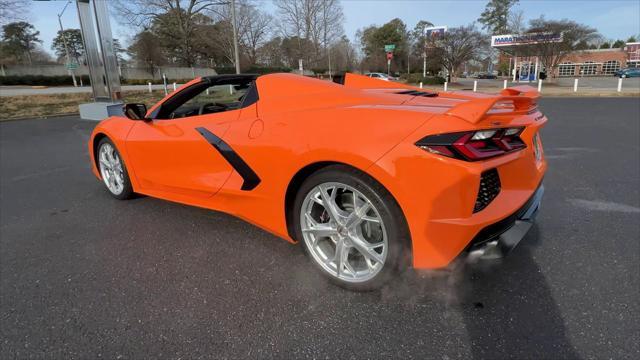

left=395, top=90, right=438, bottom=97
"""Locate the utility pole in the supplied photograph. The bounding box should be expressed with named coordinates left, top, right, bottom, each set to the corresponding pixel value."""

left=230, top=0, right=241, bottom=74
left=422, top=33, right=427, bottom=77
left=58, top=0, right=77, bottom=87
left=323, top=1, right=332, bottom=80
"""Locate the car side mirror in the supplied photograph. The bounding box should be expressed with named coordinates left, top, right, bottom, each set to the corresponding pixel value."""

left=123, top=103, right=149, bottom=121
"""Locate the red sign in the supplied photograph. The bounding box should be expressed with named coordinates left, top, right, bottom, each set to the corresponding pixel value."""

left=386, top=52, right=393, bottom=60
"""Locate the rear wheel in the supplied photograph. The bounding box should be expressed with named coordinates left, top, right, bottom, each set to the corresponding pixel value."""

left=97, top=138, right=134, bottom=200
left=293, top=165, right=408, bottom=291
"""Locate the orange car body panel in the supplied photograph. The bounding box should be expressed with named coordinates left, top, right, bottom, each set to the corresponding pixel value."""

left=89, top=73, right=547, bottom=269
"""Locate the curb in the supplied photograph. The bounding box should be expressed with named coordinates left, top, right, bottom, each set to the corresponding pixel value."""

left=0, top=112, right=80, bottom=122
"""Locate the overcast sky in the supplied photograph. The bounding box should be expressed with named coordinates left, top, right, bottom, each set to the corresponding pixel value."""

left=28, top=0, right=640, bottom=56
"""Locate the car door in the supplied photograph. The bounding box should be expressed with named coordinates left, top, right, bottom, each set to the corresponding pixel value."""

left=125, top=81, right=250, bottom=199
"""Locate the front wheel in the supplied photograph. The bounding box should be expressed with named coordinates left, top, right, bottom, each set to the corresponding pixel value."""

left=293, top=165, right=409, bottom=291
left=97, top=138, right=134, bottom=200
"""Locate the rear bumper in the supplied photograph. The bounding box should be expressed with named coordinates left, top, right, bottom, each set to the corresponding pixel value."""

left=466, top=184, right=543, bottom=262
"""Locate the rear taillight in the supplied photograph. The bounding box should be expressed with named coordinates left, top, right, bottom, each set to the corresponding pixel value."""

left=416, top=127, right=526, bottom=161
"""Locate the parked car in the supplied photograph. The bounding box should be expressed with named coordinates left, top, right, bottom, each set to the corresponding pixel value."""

left=365, top=72, right=397, bottom=81
left=614, top=68, right=640, bottom=78
left=90, top=73, right=546, bottom=291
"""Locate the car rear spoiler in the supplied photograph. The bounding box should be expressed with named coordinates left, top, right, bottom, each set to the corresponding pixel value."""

left=446, top=86, right=540, bottom=124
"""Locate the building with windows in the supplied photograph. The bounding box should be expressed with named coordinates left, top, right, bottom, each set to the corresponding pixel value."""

left=493, top=34, right=640, bottom=80
left=550, top=45, right=638, bottom=77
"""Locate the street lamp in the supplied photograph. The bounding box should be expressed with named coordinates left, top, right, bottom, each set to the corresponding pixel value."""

left=57, top=0, right=78, bottom=87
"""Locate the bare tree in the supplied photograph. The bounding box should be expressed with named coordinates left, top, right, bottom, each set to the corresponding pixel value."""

left=113, top=0, right=225, bottom=66
left=205, top=0, right=253, bottom=68
left=241, top=5, right=272, bottom=65
left=525, top=17, right=599, bottom=80
left=432, top=25, right=488, bottom=81
left=273, top=0, right=343, bottom=68
left=507, top=9, right=526, bottom=33
left=330, top=35, right=357, bottom=72
left=0, top=0, right=30, bottom=26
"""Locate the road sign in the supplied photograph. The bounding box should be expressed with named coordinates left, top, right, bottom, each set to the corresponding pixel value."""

left=386, top=52, right=394, bottom=60
left=384, top=44, right=395, bottom=52
left=66, top=62, right=78, bottom=70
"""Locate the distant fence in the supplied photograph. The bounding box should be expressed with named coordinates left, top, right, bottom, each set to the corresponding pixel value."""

left=0, top=64, right=217, bottom=80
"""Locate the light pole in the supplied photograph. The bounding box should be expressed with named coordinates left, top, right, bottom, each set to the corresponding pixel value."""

left=58, top=0, right=77, bottom=87
left=230, top=0, right=241, bottom=74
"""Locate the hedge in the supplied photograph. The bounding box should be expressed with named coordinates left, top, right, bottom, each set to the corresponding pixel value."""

left=121, top=78, right=194, bottom=85
left=0, top=75, right=91, bottom=86
left=399, top=73, right=446, bottom=85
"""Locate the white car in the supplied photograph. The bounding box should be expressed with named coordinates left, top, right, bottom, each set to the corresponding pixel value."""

left=365, top=72, right=397, bottom=81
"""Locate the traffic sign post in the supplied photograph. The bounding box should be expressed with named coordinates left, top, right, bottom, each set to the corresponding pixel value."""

left=66, top=62, right=78, bottom=70
left=385, top=45, right=395, bottom=76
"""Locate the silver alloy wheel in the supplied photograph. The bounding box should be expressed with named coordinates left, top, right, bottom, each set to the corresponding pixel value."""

left=300, top=182, right=388, bottom=283
left=98, top=142, right=125, bottom=195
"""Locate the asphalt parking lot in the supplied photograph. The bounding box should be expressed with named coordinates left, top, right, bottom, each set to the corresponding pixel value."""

left=1, top=98, right=639, bottom=359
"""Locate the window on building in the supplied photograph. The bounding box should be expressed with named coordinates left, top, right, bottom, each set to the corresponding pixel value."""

left=558, top=62, right=575, bottom=76
left=580, top=61, right=598, bottom=76
left=602, top=60, right=621, bottom=74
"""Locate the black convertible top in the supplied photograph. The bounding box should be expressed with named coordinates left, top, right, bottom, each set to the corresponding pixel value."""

left=202, top=74, right=259, bottom=85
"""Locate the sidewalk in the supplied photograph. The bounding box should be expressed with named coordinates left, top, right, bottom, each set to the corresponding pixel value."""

left=0, top=84, right=179, bottom=97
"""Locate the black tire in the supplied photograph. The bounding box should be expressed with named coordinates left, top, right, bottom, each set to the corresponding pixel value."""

left=96, top=137, right=135, bottom=200
left=292, top=165, right=410, bottom=291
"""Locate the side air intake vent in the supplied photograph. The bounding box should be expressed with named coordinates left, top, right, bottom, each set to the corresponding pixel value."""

left=474, top=169, right=501, bottom=213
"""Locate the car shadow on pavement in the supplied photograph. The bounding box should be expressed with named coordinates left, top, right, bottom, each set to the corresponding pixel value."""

left=452, top=225, right=582, bottom=360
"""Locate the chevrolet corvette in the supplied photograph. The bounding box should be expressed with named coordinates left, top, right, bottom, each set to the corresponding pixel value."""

left=89, top=73, right=546, bottom=290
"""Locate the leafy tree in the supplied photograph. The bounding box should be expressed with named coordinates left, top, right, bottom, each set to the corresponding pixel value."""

left=52, top=28, right=84, bottom=64
left=148, top=9, right=213, bottom=66
left=611, top=40, right=625, bottom=48
left=575, top=40, right=589, bottom=50
left=525, top=18, right=599, bottom=80
left=357, top=18, right=408, bottom=72
left=627, top=36, right=637, bottom=43
left=600, top=42, right=611, bottom=49
left=281, top=36, right=315, bottom=68
left=128, top=30, right=166, bottom=75
left=1, top=21, right=41, bottom=64
left=257, top=36, right=285, bottom=67
left=431, top=24, right=488, bottom=81
left=478, top=0, right=519, bottom=34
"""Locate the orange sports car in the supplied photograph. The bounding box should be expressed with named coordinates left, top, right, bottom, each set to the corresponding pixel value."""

left=88, top=73, right=546, bottom=290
